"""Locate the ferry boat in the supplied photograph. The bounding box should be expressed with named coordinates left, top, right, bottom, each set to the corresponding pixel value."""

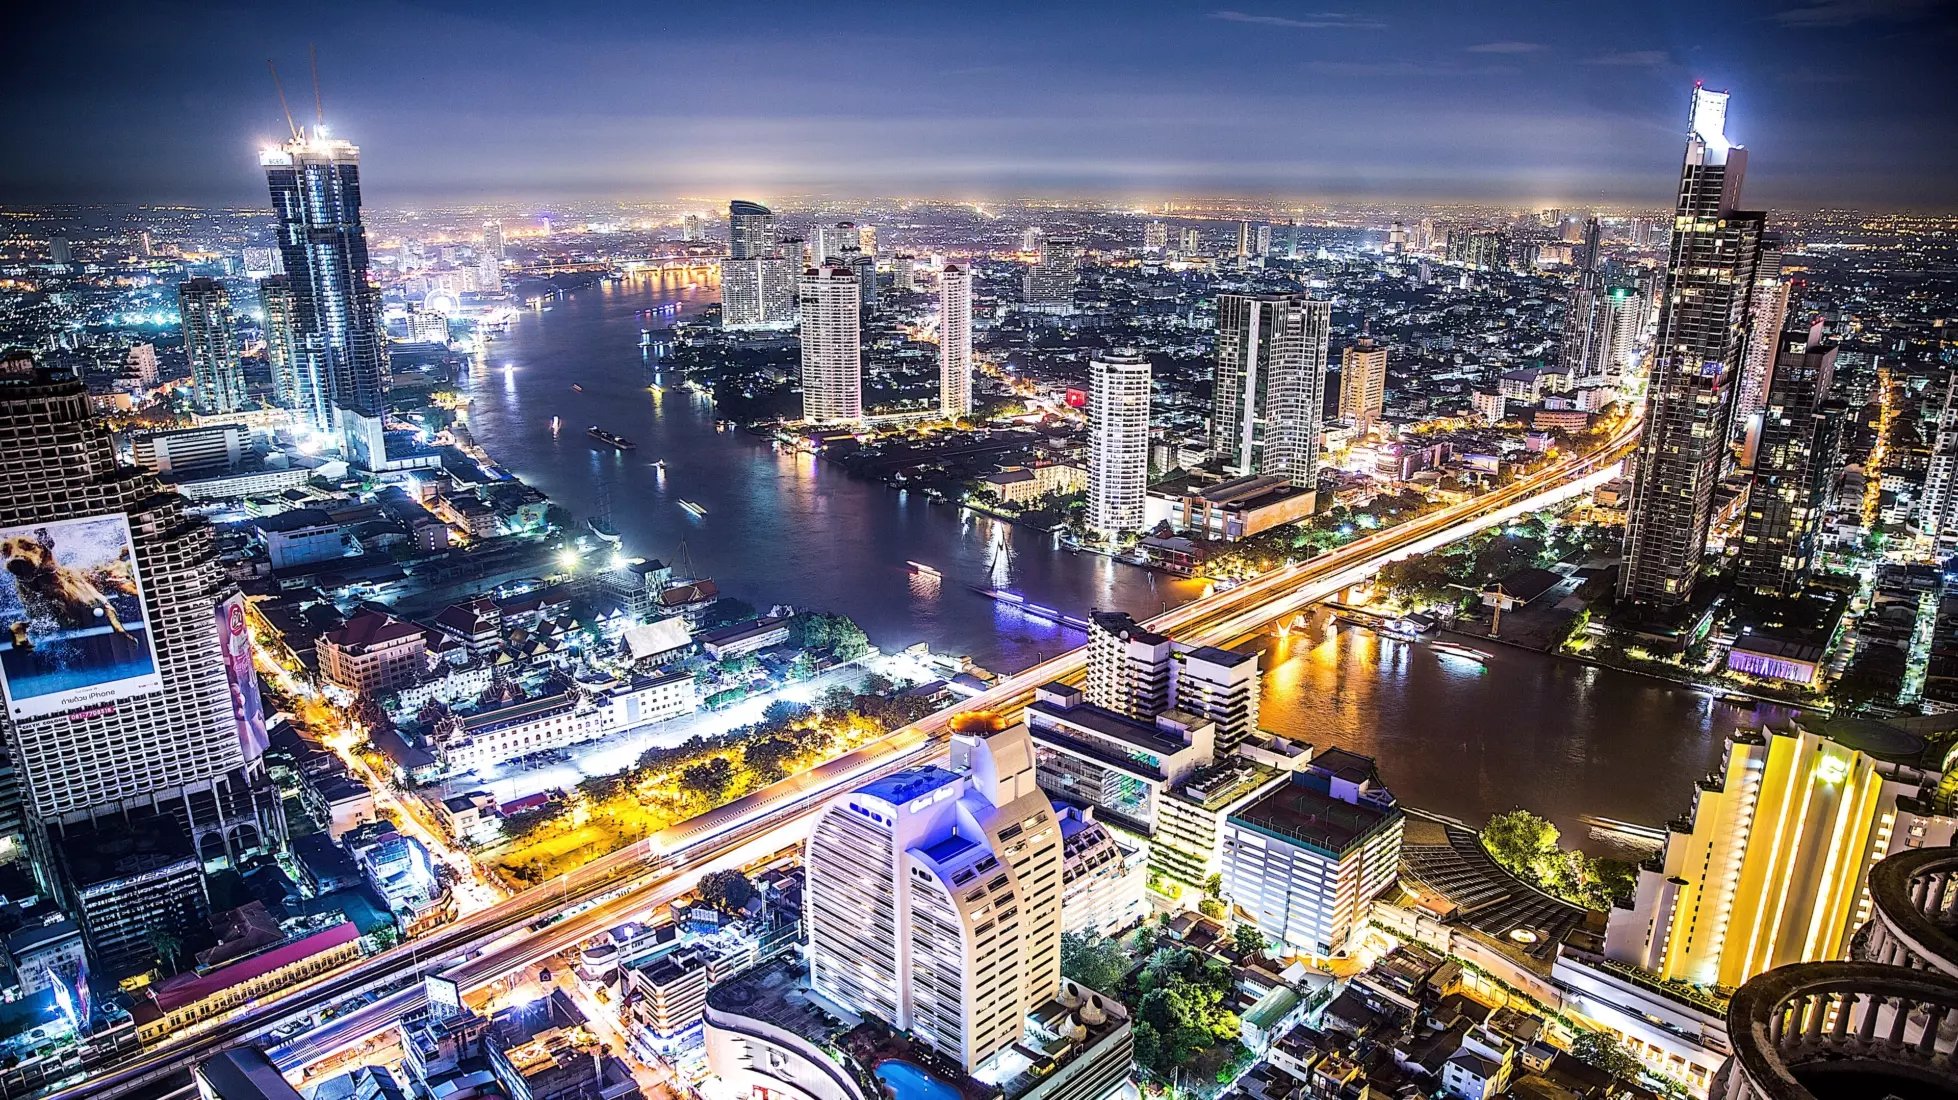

left=652, top=458, right=667, bottom=471
left=679, top=500, right=707, bottom=517
left=907, top=561, right=942, bottom=579
left=587, top=517, right=622, bottom=543
left=587, top=426, right=636, bottom=450
left=1430, top=641, right=1493, bottom=665
left=550, top=416, right=561, bottom=434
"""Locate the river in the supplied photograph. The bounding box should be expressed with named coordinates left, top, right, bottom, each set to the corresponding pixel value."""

left=461, top=272, right=1754, bottom=846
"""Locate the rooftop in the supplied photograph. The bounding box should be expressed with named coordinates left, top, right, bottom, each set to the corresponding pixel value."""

left=858, top=765, right=963, bottom=807
left=1231, top=772, right=1400, bottom=858
left=1028, top=693, right=1194, bottom=762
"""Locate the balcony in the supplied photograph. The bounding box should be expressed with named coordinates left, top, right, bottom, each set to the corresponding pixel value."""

left=1856, top=845, right=1958, bottom=979
left=1711, top=961, right=1958, bottom=1100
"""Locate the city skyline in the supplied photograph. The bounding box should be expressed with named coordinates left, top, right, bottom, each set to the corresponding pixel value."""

left=6, top=1, right=1957, bottom=209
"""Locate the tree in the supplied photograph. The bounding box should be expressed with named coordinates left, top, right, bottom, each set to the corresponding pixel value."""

left=698, top=869, right=756, bottom=914
left=147, top=927, right=183, bottom=975
left=1569, top=1030, right=1644, bottom=1082
left=681, top=757, right=739, bottom=803
left=1232, top=925, right=1268, bottom=959
left=1482, top=810, right=1560, bottom=879
left=1059, top=931, right=1131, bottom=991
left=1198, top=897, right=1227, bottom=920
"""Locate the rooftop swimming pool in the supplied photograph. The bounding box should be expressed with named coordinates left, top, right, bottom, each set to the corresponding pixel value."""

left=875, top=1059, right=960, bottom=1100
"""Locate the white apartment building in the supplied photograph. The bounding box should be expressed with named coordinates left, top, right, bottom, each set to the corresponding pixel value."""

left=430, top=671, right=696, bottom=774
left=798, top=264, right=862, bottom=424
left=317, top=610, right=429, bottom=698
left=1087, top=349, right=1151, bottom=538
left=721, top=256, right=798, bottom=330
left=806, top=715, right=1063, bottom=1073
left=1027, top=681, right=1214, bottom=836
left=1222, top=749, right=1403, bottom=958
left=1056, top=804, right=1147, bottom=937
left=1085, top=611, right=1263, bottom=753
left=940, top=264, right=973, bottom=417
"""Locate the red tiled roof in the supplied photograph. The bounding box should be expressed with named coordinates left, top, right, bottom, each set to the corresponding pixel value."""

left=325, top=610, right=424, bottom=650
left=150, top=922, right=360, bottom=1014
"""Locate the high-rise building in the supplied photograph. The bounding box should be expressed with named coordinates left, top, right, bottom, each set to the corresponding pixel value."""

left=844, top=248, right=878, bottom=310
left=858, top=225, right=878, bottom=258
left=258, top=277, right=300, bottom=409
left=1619, top=86, right=1767, bottom=609
left=138, top=229, right=155, bottom=258
left=1211, top=294, right=1330, bottom=489
left=1027, top=682, right=1215, bottom=837
left=47, top=238, right=72, bottom=267
left=806, top=716, right=1062, bottom=1073
left=177, top=279, right=247, bottom=414
left=727, top=201, right=773, bottom=260
left=1087, top=349, right=1151, bottom=538
left=1736, top=320, right=1842, bottom=595
left=1254, top=223, right=1272, bottom=258
left=1143, top=220, right=1168, bottom=253
left=0, top=353, right=281, bottom=931
left=261, top=132, right=389, bottom=466
left=939, top=264, right=972, bottom=419
left=720, top=258, right=798, bottom=330
left=1921, top=375, right=1958, bottom=544
left=1735, top=237, right=1792, bottom=441
left=1559, top=217, right=1615, bottom=381
left=815, top=221, right=862, bottom=263
left=1386, top=221, right=1407, bottom=254
left=1179, top=227, right=1202, bottom=255
left=1235, top=221, right=1252, bottom=264
left=1022, top=236, right=1081, bottom=310
left=125, top=343, right=159, bottom=389
left=1604, top=717, right=1954, bottom=991
left=797, top=263, right=862, bottom=424
left=483, top=219, right=503, bottom=259
left=1338, top=336, right=1388, bottom=431
left=1021, top=226, right=1043, bottom=253
left=681, top=214, right=703, bottom=242
left=1445, top=229, right=1508, bottom=270
left=1602, top=284, right=1644, bottom=376
left=1283, top=219, right=1302, bottom=260
left=1222, top=749, right=1403, bottom=958
left=1084, top=610, right=1263, bottom=756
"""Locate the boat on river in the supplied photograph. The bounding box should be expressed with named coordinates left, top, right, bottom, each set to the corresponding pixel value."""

left=587, top=426, right=636, bottom=450
left=1431, top=641, right=1493, bottom=664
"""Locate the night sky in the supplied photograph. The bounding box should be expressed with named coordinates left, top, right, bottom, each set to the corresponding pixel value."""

left=7, top=0, right=1953, bottom=209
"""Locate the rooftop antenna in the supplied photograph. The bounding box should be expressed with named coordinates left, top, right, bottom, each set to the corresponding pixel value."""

left=309, top=43, right=325, bottom=133
left=267, top=60, right=300, bottom=141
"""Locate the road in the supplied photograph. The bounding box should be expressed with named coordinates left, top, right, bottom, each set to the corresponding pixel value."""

left=51, top=421, right=1635, bottom=1100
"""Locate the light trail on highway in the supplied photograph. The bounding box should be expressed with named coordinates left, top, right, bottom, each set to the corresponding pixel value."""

left=52, top=422, right=1635, bottom=1100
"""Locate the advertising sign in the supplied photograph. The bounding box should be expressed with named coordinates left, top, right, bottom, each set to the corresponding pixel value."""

left=0, top=515, right=163, bottom=719
left=216, top=593, right=269, bottom=761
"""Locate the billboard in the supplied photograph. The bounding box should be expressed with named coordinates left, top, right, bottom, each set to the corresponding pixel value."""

left=0, top=514, right=163, bottom=719
left=216, top=593, right=269, bottom=761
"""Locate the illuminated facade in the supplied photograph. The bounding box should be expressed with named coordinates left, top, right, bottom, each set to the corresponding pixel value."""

left=1212, top=294, right=1330, bottom=489
left=797, top=263, right=862, bottom=424
left=1603, top=718, right=1955, bottom=991
left=177, top=279, right=245, bottom=414
left=722, top=200, right=797, bottom=330
left=1620, top=86, right=1767, bottom=608
left=1086, top=349, right=1150, bottom=537
left=258, top=276, right=300, bottom=409
left=1338, top=336, right=1388, bottom=432
left=939, top=264, right=972, bottom=418
left=1736, top=320, right=1842, bottom=595
left=805, top=719, right=1062, bottom=1073
left=261, top=132, right=389, bottom=466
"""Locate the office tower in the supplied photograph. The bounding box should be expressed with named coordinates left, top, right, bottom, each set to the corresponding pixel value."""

left=1028, top=682, right=1215, bottom=836
left=1558, top=217, right=1614, bottom=381
left=177, top=278, right=247, bottom=414
left=1179, top=227, right=1202, bottom=255
left=1221, top=750, right=1403, bottom=958
left=138, top=229, right=154, bottom=258
left=1022, top=236, right=1081, bottom=310
left=681, top=214, right=703, bottom=242
left=796, top=263, right=862, bottom=424
left=1284, top=219, right=1302, bottom=260
left=1143, top=220, right=1168, bottom=253
left=1737, top=321, right=1841, bottom=595
left=483, top=219, right=504, bottom=259
left=476, top=249, right=500, bottom=293
left=1338, top=336, right=1388, bottom=431
left=939, top=264, right=972, bottom=418
left=720, top=256, right=798, bottom=330
left=257, top=277, right=299, bottom=410
left=1235, top=221, right=1251, bottom=264
left=1086, top=350, right=1151, bottom=538
left=1211, top=293, right=1330, bottom=489
left=1620, top=87, right=1767, bottom=609
left=1604, top=717, right=1954, bottom=991
left=727, top=200, right=773, bottom=260
left=1918, top=374, right=1958, bottom=543
left=845, top=248, right=878, bottom=310
left=1021, top=226, right=1043, bottom=253
left=1386, top=221, right=1407, bottom=255
left=858, top=225, right=878, bottom=257
left=262, top=132, right=389, bottom=467
left=47, top=238, right=72, bottom=267
left=1416, top=217, right=1435, bottom=251
left=1735, top=237, right=1792, bottom=438
left=1254, top=223, right=1272, bottom=258
left=0, top=354, right=280, bottom=938
left=806, top=717, right=1062, bottom=1073
left=1445, top=229, right=1509, bottom=270
left=1085, top=612, right=1174, bottom=719
left=1602, top=284, right=1643, bottom=375
left=240, top=246, right=281, bottom=277
left=815, top=221, right=861, bottom=263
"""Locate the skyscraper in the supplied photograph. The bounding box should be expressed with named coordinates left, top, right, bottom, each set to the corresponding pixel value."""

left=815, top=221, right=862, bottom=263
left=1212, top=294, right=1330, bottom=489
left=1338, top=336, right=1388, bottom=432
left=47, top=238, right=72, bottom=267
left=258, top=277, right=300, bottom=410
left=939, top=264, right=972, bottom=418
left=1087, top=349, right=1151, bottom=538
left=681, top=214, right=703, bottom=241
left=726, top=200, right=774, bottom=260
left=1179, top=227, right=1202, bottom=255
left=0, top=353, right=280, bottom=924
left=261, top=132, right=389, bottom=467
left=1619, top=86, right=1767, bottom=609
left=1734, top=236, right=1792, bottom=443
left=1143, top=220, right=1168, bottom=253
left=1919, top=374, right=1958, bottom=544
left=177, top=278, right=247, bottom=414
left=1085, top=611, right=1264, bottom=755
left=1559, top=217, right=1615, bottom=381
left=797, top=263, right=862, bottom=424
left=1234, top=221, right=1251, bottom=265
left=483, top=219, right=503, bottom=259
left=1022, top=236, right=1081, bottom=310
left=1736, top=320, right=1841, bottom=595
left=806, top=716, right=1062, bottom=1073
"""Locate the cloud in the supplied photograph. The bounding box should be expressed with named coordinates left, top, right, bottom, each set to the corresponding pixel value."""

left=1300, top=59, right=1516, bottom=77
left=1773, top=0, right=1939, bottom=27
left=1209, top=9, right=1387, bottom=30
left=1465, top=40, right=1543, bottom=54
left=1585, top=50, right=1671, bottom=67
